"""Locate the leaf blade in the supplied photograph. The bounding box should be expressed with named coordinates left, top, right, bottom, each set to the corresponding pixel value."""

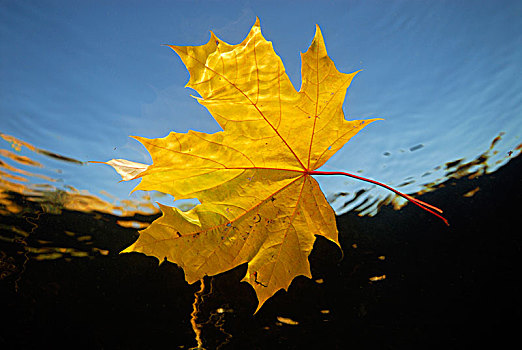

left=106, top=19, right=376, bottom=311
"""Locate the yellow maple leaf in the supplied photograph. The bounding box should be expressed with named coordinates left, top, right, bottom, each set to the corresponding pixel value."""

left=101, top=19, right=446, bottom=312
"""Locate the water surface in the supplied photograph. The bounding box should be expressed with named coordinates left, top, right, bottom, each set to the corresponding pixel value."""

left=1, top=1, right=521, bottom=348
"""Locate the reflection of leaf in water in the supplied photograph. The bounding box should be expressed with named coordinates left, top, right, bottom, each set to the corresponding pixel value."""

left=334, top=132, right=522, bottom=216
left=0, top=149, right=42, bottom=167
left=0, top=155, right=55, bottom=183
left=0, top=132, right=159, bottom=218
left=0, top=251, right=18, bottom=280
left=463, top=187, right=480, bottom=198
left=0, top=133, right=161, bottom=271
left=39, top=189, right=68, bottom=214
left=277, top=316, right=299, bottom=326
left=0, top=132, right=84, bottom=165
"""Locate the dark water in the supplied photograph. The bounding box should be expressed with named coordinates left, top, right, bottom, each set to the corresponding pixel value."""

left=1, top=144, right=520, bottom=348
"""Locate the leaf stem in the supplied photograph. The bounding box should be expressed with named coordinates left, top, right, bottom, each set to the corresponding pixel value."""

left=309, top=170, right=449, bottom=226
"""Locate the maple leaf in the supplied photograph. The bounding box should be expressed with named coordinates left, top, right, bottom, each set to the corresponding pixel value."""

left=101, top=19, right=446, bottom=312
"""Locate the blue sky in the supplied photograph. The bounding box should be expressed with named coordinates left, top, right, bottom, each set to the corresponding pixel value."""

left=1, top=0, right=521, bottom=212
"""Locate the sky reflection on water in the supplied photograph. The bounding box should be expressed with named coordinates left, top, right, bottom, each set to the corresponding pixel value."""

left=1, top=0, right=521, bottom=214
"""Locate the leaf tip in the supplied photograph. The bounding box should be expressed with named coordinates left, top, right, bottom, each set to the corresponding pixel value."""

left=119, top=245, right=134, bottom=255
left=209, top=30, right=218, bottom=43
left=306, top=23, right=327, bottom=57
left=163, top=44, right=177, bottom=52
left=313, top=24, right=325, bottom=43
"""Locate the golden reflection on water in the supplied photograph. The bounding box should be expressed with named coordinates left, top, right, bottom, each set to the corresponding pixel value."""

left=1, top=131, right=520, bottom=282
left=276, top=316, right=299, bottom=326
left=0, top=132, right=159, bottom=217
left=331, top=132, right=522, bottom=216
left=369, top=275, right=386, bottom=282
left=0, top=133, right=159, bottom=269
left=1, top=132, right=84, bottom=164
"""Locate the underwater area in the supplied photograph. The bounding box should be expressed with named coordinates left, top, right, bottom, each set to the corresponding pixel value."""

left=1, top=133, right=519, bottom=349
left=1, top=1, right=521, bottom=349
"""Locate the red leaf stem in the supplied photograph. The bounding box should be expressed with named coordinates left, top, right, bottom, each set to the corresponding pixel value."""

left=310, top=170, right=449, bottom=226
